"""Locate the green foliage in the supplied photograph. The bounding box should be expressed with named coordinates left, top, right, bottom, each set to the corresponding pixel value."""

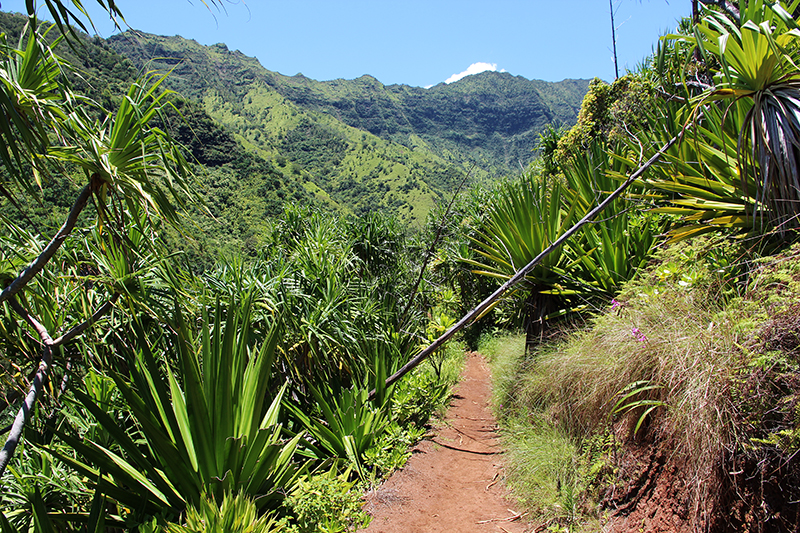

left=54, top=297, right=301, bottom=519
left=639, top=98, right=760, bottom=241
left=555, top=75, right=658, bottom=165
left=610, top=381, right=667, bottom=437
left=563, top=141, right=661, bottom=296
left=467, top=173, right=576, bottom=293
left=0, top=19, right=195, bottom=230
left=501, top=415, right=586, bottom=528
left=689, top=0, right=800, bottom=233
left=389, top=347, right=460, bottom=427
left=0, top=437, right=102, bottom=532
left=140, top=492, right=283, bottom=533
left=288, top=384, right=387, bottom=480
left=465, top=148, right=660, bottom=347
left=363, top=422, right=426, bottom=479
left=284, top=471, right=370, bottom=533
left=481, top=235, right=782, bottom=528
left=482, top=332, right=606, bottom=531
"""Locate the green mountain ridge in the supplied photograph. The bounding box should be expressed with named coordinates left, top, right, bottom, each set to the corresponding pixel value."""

left=108, top=31, right=588, bottom=176
left=0, top=10, right=589, bottom=253
left=105, top=30, right=589, bottom=215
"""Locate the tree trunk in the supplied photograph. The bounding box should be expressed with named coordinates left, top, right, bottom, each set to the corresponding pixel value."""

left=524, top=289, right=554, bottom=354
left=610, top=0, right=619, bottom=80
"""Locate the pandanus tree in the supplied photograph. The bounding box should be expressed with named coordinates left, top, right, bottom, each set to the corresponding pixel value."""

left=0, top=0, right=239, bottom=482
left=628, top=0, right=800, bottom=240
left=465, top=145, right=661, bottom=354
left=0, top=39, right=192, bottom=480
left=56, top=296, right=302, bottom=521
left=681, top=0, right=800, bottom=234
left=465, top=174, right=579, bottom=352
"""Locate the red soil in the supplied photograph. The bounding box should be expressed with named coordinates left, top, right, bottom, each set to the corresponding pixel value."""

left=360, top=351, right=529, bottom=533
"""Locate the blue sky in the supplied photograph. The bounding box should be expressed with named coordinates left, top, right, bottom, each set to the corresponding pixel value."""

left=2, top=1, right=690, bottom=87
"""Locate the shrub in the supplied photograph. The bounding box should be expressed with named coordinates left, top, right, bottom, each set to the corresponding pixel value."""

left=284, top=471, right=370, bottom=533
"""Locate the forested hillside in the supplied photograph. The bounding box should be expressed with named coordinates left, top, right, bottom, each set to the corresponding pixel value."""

left=0, top=8, right=588, bottom=238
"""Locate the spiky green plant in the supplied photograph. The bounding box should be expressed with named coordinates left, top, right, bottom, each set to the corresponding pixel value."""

left=143, top=491, right=283, bottom=533
left=681, top=0, right=800, bottom=233
left=50, top=296, right=302, bottom=521
left=465, top=173, right=579, bottom=351
left=287, top=383, right=388, bottom=480
left=641, top=99, right=760, bottom=241
left=562, top=141, right=661, bottom=295
left=0, top=16, right=197, bottom=481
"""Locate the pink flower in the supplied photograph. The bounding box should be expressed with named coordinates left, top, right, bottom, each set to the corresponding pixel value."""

left=631, top=327, right=647, bottom=342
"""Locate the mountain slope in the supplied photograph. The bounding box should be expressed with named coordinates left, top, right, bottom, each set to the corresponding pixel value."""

left=264, top=70, right=588, bottom=173
left=106, top=31, right=589, bottom=213
left=0, top=11, right=314, bottom=261
left=105, top=32, right=469, bottom=223
left=0, top=11, right=589, bottom=228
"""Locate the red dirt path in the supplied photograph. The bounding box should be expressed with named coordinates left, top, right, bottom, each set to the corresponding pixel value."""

left=360, top=351, right=529, bottom=533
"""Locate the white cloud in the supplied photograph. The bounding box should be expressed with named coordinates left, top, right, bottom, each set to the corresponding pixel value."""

left=444, top=62, right=505, bottom=84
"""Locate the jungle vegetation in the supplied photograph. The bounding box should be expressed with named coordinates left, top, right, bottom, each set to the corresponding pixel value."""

left=2, top=0, right=800, bottom=532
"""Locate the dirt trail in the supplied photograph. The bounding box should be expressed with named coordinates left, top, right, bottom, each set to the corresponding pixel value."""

left=360, top=351, right=528, bottom=533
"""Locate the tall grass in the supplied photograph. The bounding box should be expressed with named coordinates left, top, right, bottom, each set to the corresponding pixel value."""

left=482, top=332, right=597, bottom=530
left=483, top=239, right=749, bottom=528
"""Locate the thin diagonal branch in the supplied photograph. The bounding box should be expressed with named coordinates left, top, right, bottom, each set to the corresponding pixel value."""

left=0, top=298, right=54, bottom=478
left=59, top=359, right=73, bottom=398
left=0, top=181, right=93, bottom=306
left=8, top=297, right=53, bottom=346
left=399, top=166, right=473, bottom=326
left=0, top=290, right=120, bottom=477
left=52, top=292, right=120, bottom=347
left=371, top=128, right=687, bottom=400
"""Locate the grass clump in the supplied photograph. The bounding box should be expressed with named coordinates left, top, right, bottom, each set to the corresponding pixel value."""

left=139, top=492, right=284, bottom=533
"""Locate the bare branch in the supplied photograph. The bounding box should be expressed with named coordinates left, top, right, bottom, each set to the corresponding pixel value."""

left=610, top=0, right=619, bottom=80
left=399, top=166, right=473, bottom=326
left=59, top=359, right=73, bottom=399
left=0, top=182, right=94, bottom=306
left=52, top=292, right=120, bottom=347
left=371, top=128, right=687, bottom=399
left=0, top=298, right=54, bottom=478
left=0, top=290, right=120, bottom=478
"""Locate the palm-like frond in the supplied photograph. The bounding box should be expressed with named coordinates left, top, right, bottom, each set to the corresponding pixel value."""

left=51, top=297, right=301, bottom=516
left=0, top=23, right=69, bottom=194
left=677, top=0, right=800, bottom=232
left=632, top=93, right=759, bottom=241
left=563, top=142, right=661, bottom=294
left=466, top=173, right=577, bottom=291
left=47, top=71, right=193, bottom=227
